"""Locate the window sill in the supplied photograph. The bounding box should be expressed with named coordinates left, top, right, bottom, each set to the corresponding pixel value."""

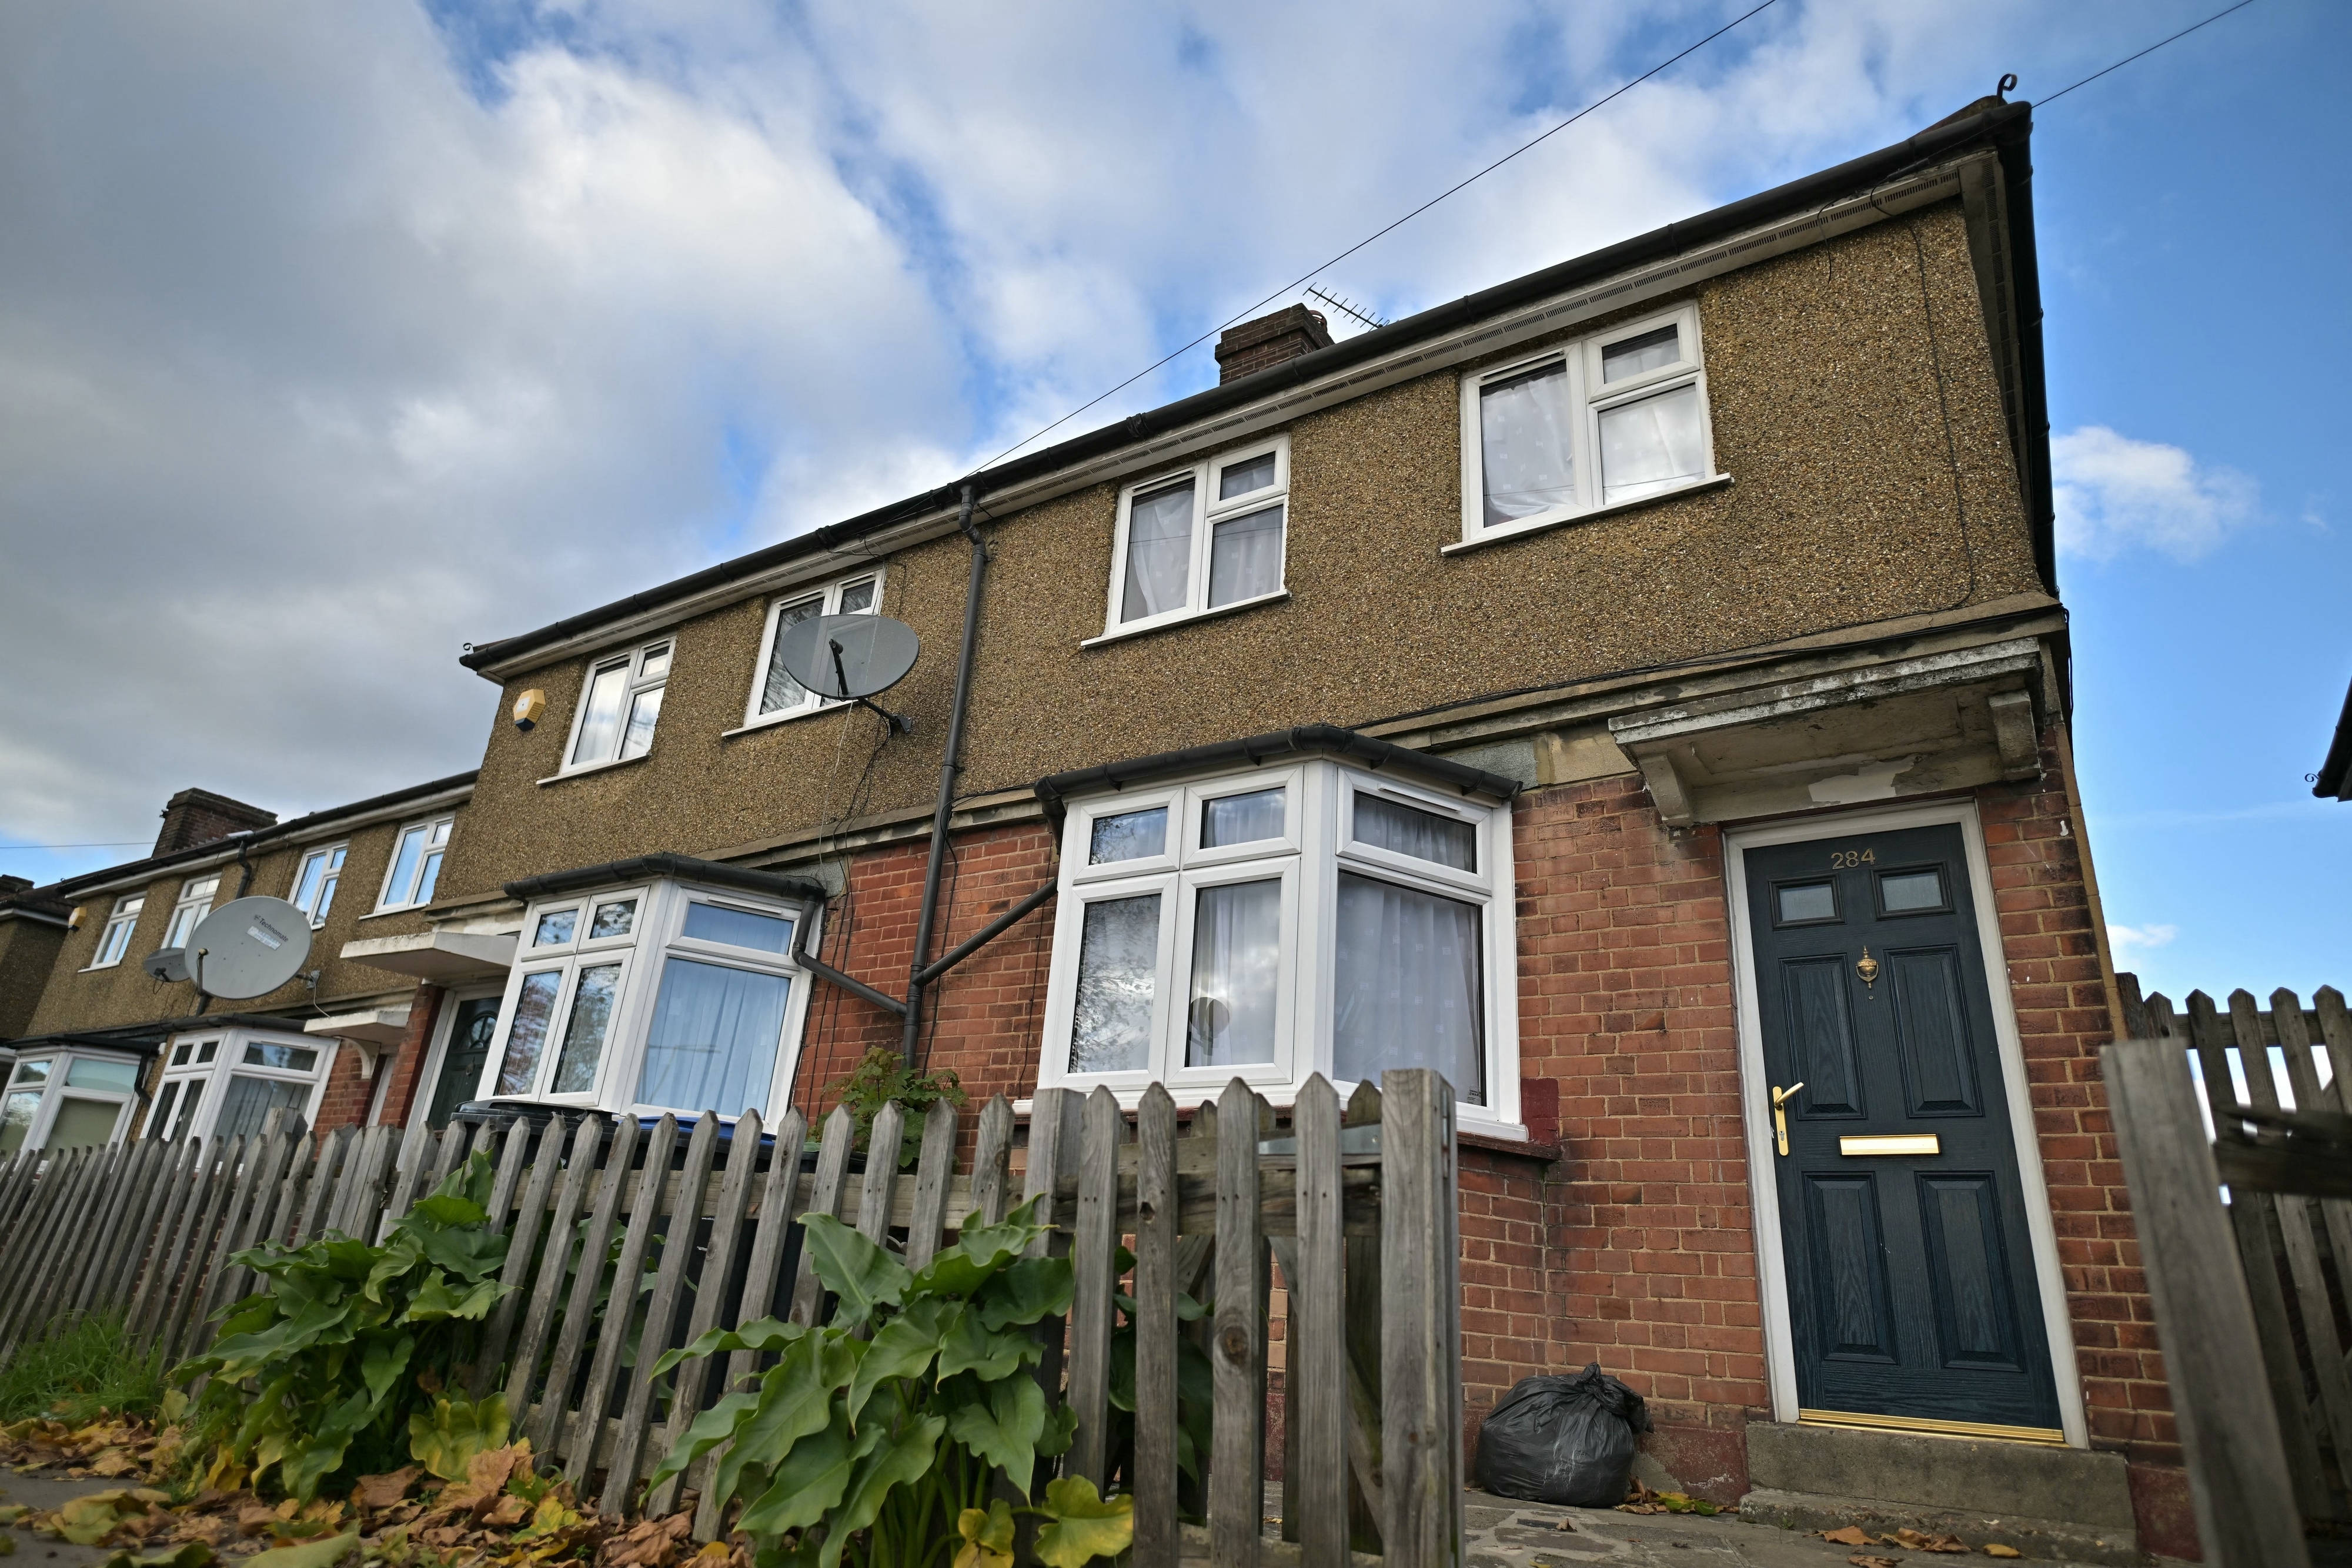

left=721, top=702, right=854, bottom=740
left=1442, top=472, right=1733, bottom=556
left=1080, top=589, right=1289, bottom=650
left=537, top=751, right=653, bottom=787
left=76, top=962, right=128, bottom=974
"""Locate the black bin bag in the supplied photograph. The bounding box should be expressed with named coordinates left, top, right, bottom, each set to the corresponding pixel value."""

left=1474, top=1362, right=1652, bottom=1506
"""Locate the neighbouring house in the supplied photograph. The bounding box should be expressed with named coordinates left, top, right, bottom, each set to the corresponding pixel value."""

left=2317, top=676, right=2352, bottom=801
left=1, top=98, right=2196, bottom=1558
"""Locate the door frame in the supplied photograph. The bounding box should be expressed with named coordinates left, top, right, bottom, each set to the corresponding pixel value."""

left=401, top=982, right=505, bottom=1130
left=1724, top=798, right=2087, bottom=1447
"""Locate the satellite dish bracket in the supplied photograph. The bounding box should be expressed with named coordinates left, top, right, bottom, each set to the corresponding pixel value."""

left=830, top=637, right=914, bottom=734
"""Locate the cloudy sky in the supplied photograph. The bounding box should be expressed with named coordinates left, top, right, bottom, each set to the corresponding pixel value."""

left=2, top=0, right=2344, bottom=998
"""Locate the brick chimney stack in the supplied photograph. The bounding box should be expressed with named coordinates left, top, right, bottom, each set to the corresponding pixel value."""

left=1214, top=305, right=1334, bottom=385
left=153, top=788, right=277, bottom=858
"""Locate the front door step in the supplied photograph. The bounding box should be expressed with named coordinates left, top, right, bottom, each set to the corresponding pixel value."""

left=1742, top=1422, right=2142, bottom=1564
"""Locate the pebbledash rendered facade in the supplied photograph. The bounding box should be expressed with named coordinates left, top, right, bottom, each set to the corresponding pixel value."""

left=1, top=103, right=2199, bottom=1554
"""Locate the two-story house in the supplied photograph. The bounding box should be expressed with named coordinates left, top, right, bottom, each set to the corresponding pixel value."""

left=1, top=99, right=2188, bottom=1557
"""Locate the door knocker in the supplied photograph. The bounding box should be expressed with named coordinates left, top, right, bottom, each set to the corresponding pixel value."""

left=1856, top=947, right=1880, bottom=993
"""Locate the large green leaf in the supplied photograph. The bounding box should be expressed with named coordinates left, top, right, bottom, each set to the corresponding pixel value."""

left=907, top=1201, right=1050, bottom=1299
left=974, top=1259, right=1073, bottom=1330
left=712, top=1333, right=863, bottom=1506
left=736, top=1415, right=862, bottom=1540
left=943, top=1376, right=1047, bottom=1498
left=1031, top=1477, right=1134, bottom=1568
left=846, top=1299, right=950, bottom=1427
left=650, top=1316, right=802, bottom=1379
left=937, top=1306, right=1039, bottom=1383
left=797, top=1214, right=910, bottom=1330
left=644, top=1389, right=760, bottom=1489
left=817, top=1415, right=944, bottom=1568
left=408, top=1193, right=487, bottom=1230
left=407, top=1392, right=510, bottom=1482
left=359, top=1333, right=413, bottom=1407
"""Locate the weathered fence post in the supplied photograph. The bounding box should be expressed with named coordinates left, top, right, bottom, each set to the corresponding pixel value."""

left=2105, top=1038, right=2308, bottom=1568
left=1381, top=1069, right=1461, bottom=1568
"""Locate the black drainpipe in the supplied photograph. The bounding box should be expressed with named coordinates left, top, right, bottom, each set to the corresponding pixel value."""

left=901, top=486, right=985, bottom=1066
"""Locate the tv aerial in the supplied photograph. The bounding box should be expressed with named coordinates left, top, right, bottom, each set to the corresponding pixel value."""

left=774, top=614, right=920, bottom=734
left=182, top=896, right=315, bottom=1000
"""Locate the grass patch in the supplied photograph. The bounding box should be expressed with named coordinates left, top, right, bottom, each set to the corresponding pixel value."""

left=0, top=1312, right=166, bottom=1423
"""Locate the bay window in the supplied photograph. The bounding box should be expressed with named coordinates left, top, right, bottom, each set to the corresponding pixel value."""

left=2, top=1049, right=145, bottom=1154
left=1095, top=435, right=1289, bottom=641
left=1040, top=756, right=1519, bottom=1131
left=1457, top=303, right=1717, bottom=546
left=742, top=571, right=884, bottom=728
left=564, top=638, right=673, bottom=771
left=482, top=878, right=814, bottom=1121
left=145, top=1028, right=333, bottom=1143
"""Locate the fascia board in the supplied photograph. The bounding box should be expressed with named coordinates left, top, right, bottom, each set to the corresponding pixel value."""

left=470, top=155, right=1983, bottom=684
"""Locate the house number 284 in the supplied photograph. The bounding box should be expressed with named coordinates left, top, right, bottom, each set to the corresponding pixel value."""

left=1829, top=848, right=1876, bottom=868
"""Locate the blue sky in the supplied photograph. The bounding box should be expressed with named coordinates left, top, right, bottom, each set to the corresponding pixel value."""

left=1, top=0, right=2343, bottom=1002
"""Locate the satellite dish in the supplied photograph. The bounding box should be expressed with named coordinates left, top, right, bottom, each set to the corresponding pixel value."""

left=143, top=947, right=192, bottom=985
left=773, top=614, right=919, bottom=733
left=185, top=896, right=314, bottom=1000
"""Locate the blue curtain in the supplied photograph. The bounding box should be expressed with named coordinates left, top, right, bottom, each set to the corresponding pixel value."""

left=636, top=957, right=791, bottom=1117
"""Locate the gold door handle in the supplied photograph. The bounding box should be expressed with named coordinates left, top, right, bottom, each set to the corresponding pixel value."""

left=1771, top=1082, right=1805, bottom=1157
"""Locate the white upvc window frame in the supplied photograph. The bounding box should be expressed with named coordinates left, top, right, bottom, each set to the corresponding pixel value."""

left=146, top=1027, right=333, bottom=1144
left=1456, top=302, right=1718, bottom=547
left=739, top=569, right=888, bottom=731
left=88, top=893, right=145, bottom=969
left=561, top=637, right=674, bottom=774
left=162, top=874, right=221, bottom=950
left=1093, top=433, right=1290, bottom=643
left=478, top=878, right=818, bottom=1123
left=1, top=1049, right=143, bottom=1155
left=289, top=842, right=349, bottom=928
left=376, top=814, right=455, bottom=912
left=1038, top=758, right=1522, bottom=1136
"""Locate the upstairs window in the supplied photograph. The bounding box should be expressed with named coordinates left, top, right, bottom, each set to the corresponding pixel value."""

left=743, top=571, right=884, bottom=728
left=377, top=815, right=453, bottom=911
left=289, top=843, right=347, bottom=927
left=89, top=894, right=144, bottom=969
left=1098, top=436, right=1288, bottom=640
left=162, top=875, right=220, bottom=949
left=566, top=639, right=672, bottom=770
left=1459, top=304, right=1714, bottom=545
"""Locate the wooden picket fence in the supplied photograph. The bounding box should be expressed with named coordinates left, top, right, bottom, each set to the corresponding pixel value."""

left=2105, top=979, right=2352, bottom=1568
left=0, top=1070, right=1464, bottom=1568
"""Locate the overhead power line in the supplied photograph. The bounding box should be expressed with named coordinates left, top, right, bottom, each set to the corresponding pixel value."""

left=965, top=0, right=2263, bottom=484
left=970, top=0, right=1785, bottom=473
left=2040, top=0, right=2259, bottom=106
left=6, top=840, right=151, bottom=851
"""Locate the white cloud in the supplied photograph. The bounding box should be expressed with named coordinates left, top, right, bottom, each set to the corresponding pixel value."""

left=2107, top=922, right=2180, bottom=959
left=0, top=0, right=2217, bottom=868
left=2052, top=425, right=2259, bottom=561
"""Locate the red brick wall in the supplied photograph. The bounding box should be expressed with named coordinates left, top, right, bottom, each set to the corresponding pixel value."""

left=789, top=825, right=1060, bottom=1119
left=372, top=983, right=446, bottom=1128
left=1504, top=774, right=1761, bottom=1500
left=1981, top=734, right=2190, bottom=1555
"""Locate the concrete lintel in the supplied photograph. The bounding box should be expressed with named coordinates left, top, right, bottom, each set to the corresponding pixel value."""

left=340, top=929, right=516, bottom=982
left=1608, top=638, right=2043, bottom=748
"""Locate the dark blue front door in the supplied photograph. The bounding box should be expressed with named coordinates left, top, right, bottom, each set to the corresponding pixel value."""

left=1746, top=823, right=2062, bottom=1433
